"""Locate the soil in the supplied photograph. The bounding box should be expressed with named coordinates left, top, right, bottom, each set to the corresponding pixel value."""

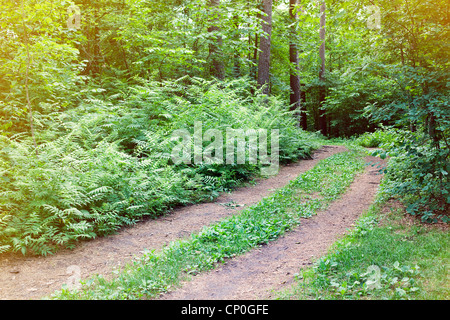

left=0, top=145, right=348, bottom=300
left=159, top=155, right=387, bottom=300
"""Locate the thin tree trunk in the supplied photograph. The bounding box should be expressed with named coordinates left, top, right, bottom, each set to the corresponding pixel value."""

left=257, top=0, right=273, bottom=95
left=289, top=0, right=301, bottom=127
left=428, top=113, right=439, bottom=147
left=233, top=14, right=241, bottom=77
left=318, top=1, right=327, bottom=136
left=252, top=34, right=259, bottom=82
left=248, top=0, right=255, bottom=80
left=88, top=6, right=101, bottom=75
left=249, top=33, right=259, bottom=95
left=300, top=83, right=307, bottom=130
left=21, top=0, right=38, bottom=155
left=208, top=0, right=225, bottom=80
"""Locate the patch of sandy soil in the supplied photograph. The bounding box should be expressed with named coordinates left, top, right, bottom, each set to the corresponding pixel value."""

left=159, top=155, right=387, bottom=300
left=379, top=200, right=449, bottom=232
left=0, top=145, right=346, bottom=300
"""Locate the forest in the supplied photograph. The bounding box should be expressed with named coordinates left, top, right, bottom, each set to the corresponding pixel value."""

left=0, top=0, right=448, bottom=301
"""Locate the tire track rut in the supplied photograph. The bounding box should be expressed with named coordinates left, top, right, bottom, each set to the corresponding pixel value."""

left=160, top=155, right=386, bottom=300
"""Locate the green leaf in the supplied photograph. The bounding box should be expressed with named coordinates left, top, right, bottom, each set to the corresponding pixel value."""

left=395, top=288, right=406, bottom=296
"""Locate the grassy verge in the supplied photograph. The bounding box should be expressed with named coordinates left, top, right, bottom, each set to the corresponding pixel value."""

left=276, top=199, right=449, bottom=300
left=49, top=149, right=366, bottom=300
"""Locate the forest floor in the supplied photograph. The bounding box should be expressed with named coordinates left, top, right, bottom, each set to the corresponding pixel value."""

left=0, top=145, right=385, bottom=300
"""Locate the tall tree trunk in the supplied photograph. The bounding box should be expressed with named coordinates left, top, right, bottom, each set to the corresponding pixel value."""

left=92, top=12, right=100, bottom=75
left=289, top=0, right=301, bottom=126
left=248, top=0, right=258, bottom=85
left=21, top=0, right=38, bottom=155
left=318, top=1, right=327, bottom=136
left=233, top=14, right=241, bottom=77
left=249, top=33, right=259, bottom=95
left=252, top=33, right=259, bottom=82
left=257, top=0, right=273, bottom=95
left=208, top=0, right=225, bottom=80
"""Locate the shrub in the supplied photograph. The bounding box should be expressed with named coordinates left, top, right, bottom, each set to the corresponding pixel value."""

left=0, top=76, right=320, bottom=255
left=377, top=133, right=450, bottom=223
left=364, top=66, right=450, bottom=223
left=355, top=127, right=401, bottom=148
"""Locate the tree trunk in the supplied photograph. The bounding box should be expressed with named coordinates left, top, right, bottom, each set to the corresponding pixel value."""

left=208, top=0, right=225, bottom=80
left=248, top=0, right=258, bottom=85
left=300, top=83, right=307, bottom=130
left=252, top=34, right=259, bottom=82
left=318, top=1, right=327, bottom=136
left=289, top=0, right=301, bottom=127
left=21, top=0, right=38, bottom=155
left=257, top=0, right=273, bottom=95
left=233, top=14, right=241, bottom=77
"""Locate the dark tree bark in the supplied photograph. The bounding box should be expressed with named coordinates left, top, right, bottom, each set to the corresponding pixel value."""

left=21, top=0, right=38, bottom=155
left=248, top=0, right=259, bottom=85
left=257, top=0, right=273, bottom=95
left=289, top=0, right=305, bottom=128
left=289, top=1, right=300, bottom=116
left=208, top=0, right=225, bottom=80
left=252, top=33, right=259, bottom=82
left=318, top=1, right=327, bottom=136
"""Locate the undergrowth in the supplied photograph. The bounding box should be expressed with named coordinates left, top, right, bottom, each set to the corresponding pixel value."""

left=355, top=126, right=450, bottom=223
left=0, top=77, right=321, bottom=256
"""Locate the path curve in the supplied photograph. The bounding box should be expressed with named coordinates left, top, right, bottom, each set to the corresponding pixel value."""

left=0, top=145, right=346, bottom=300
left=159, top=155, right=386, bottom=300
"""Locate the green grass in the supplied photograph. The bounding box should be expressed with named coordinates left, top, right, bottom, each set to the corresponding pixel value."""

left=49, top=149, right=366, bottom=300
left=276, top=200, right=449, bottom=300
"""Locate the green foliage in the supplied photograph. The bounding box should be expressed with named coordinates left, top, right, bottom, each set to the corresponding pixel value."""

left=0, top=0, right=446, bottom=259
left=0, top=76, right=319, bottom=255
left=299, top=255, right=422, bottom=300
left=376, top=140, right=450, bottom=223
left=375, top=0, right=449, bottom=68
left=0, top=134, right=193, bottom=255
left=355, top=126, right=400, bottom=148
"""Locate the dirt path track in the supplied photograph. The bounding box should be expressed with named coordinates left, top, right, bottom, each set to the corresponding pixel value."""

left=0, top=145, right=346, bottom=300
left=160, top=155, right=385, bottom=300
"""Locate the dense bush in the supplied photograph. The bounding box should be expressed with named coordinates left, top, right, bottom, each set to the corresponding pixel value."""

left=359, top=127, right=449, bottom=224
left=364, top=66, right=450, bottom=223
left=376, top=132, right=450, bottom=223
left=355, top=126, right=401, bottom=148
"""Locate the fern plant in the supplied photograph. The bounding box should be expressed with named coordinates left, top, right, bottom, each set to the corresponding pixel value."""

left=0, top=76, right=320, bottom=255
